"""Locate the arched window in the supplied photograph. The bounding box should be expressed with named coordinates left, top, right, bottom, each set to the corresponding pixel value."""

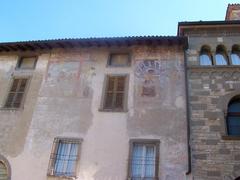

left=231, top=45, right=240, bottom=65
left=215, top=45, right=228, bottom=65
left=227, top=96, right=240, bottom=136
left=199, top=45, right=212, bottom=65
left=0, top=162, right=8, bottom=180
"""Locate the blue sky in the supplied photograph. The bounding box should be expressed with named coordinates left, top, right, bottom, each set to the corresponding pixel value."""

left=0, top=0, right=238, bottom=42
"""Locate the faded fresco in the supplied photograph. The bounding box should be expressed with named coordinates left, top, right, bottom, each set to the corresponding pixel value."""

left=135, top=59, right=184, bottom=107
left=44, top=60, right=82, bottom=97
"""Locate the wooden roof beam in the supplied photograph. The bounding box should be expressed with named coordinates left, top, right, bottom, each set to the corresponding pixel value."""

left=6, top=45, right=18, bottom=51
left=0, top=46, right=10, bottom=52
left=16, top=45, right=26, bottom=51
left=56, top=42, right=65, bottom=48
left=25, top=44, right=36, bottom=51
left=43, top=43, right=52, bottom=50
left=33, top=43, right=45, bottom=50
left=66, top=41, right=74, bottom=48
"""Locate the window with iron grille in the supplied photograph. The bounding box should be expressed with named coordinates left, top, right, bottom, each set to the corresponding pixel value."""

left=4, top=78, right=29, bottom=109
left=128, top=140, right=159, bottom=180
left=103, top=75, right=128, bottom=111
left=108, top=53, right=130, bottom=67
left=16, top=56, right=37, bottom=69
left=48, top=138, right=81, bottom=177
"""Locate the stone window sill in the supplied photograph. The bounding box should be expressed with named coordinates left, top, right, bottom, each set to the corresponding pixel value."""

left=98, top=108, right=128, bottom=113
left=0, top=107, right=23, bottom=111
left=189, top=65, right=240, bottom=69
left=47, top=174, right=77, bottom=179
left=222, top=135, right=240, bottom=140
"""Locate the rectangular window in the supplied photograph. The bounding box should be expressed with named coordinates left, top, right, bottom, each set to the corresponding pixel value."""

left=17, top=57, right=37, bottom=69
left=48, top=138, right=81, bottom=177
left=108, top=53, right=130, bottom=67
left=103, top=75, right=128, bottom=111
left=128, top=140, right=159, bottom=179
left=4, top=78, right=29, bottom=109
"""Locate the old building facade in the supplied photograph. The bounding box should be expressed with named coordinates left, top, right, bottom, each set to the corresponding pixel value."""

left=0, top=37, right=188, bottom=180
left=179, top=4, right=240, bottom=180
left=0, top=3, right=239, bottom=180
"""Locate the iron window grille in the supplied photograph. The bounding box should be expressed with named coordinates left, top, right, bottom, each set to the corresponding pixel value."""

left=128, top=140, right=160, bottom=180
left=48, top=138, right=82, bottom=178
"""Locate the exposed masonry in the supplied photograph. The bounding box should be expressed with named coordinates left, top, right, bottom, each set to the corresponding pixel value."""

left=186, top=27, right=240, bottom=179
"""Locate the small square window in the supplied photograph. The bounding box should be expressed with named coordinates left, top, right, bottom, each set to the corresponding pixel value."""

left=4, top=78, right=29, bottom=109
left=17, top=57, right=37, bottom=69
left=48, top=138, right=82, bottom=178
left=128, top=140, right=159, bottom=179
left=102, top=75, right=128, bottom=111
left=108, top=53, right=130, bottom=67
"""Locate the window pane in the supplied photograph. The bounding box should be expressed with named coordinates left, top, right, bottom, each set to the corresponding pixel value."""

left=229, top=102, right=240, bottom=113
left=10, top=79, right=19, bottom=92
left=200, top=54, right=212, bottom=65
left=109, top=54, right=129, bottom=66
left=66, top=144, right=78, bottom=176
left=228, top=116, right=240, bottom=135
left=144, top=146, right=155, bottom=177
left=54, top=142, right=66, bottom=175
left=105, top=93, right=113, bottom=109
left=107, top=77, right=115, bottom=91
left=115, top=93, right=124, bottom=108
left=103, top=76, right=126, bottom=110
left=5, top=93, right=15, bottom=108
left=131, top=144, right=144, bottom=177
left=13, top=93, right=24, bottom=108
left=18, top=57, right=36, bottom=69
left=18, top=79, right=28, bottom=92
left=116, top=77, right=125, bottom=91
left=215, top=54, right=227, bottom=65
left=231, top=54, right=240, bottom=65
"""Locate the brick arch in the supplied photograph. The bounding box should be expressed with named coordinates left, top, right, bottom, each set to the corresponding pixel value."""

left=216, top=91, right=240, bottom=135
left=217, top=91, right=240, bottom=112
left=0, top=154, right=11, bottom=180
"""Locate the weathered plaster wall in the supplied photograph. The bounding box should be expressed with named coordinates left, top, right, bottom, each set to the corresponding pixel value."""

left=0, top=54, right=44, bottom=156
left=0, top=45, right=188, bottom=180
left=187, top=34, right=240, bottom=180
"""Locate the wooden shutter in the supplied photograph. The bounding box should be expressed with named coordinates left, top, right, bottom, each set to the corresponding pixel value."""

left=104, top=76, right=126, bottom=110
left=5, top=78, right=28, bottom=108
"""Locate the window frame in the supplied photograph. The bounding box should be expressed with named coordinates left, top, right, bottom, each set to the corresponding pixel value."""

left=107, top=53, right=131, bottom=67
left=199, top=45, right=213, bottom=66
left=99, top=74, right=129, bottom=112
left=214, top=45, right=229, bottom=66
left=47, top=137, right=82, bottom=178
left=127, top=139, right=160, bottom=180
left=226, top=98, right=240, bottom=136
left=2, top=76, right=31, bottom=110
left=231, top=45, right=240, bottom=65
left=16, top=56, right=38, bottom=70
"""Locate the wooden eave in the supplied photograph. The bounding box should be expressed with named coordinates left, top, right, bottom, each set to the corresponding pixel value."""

left=0, top=36, right=188, bottom=53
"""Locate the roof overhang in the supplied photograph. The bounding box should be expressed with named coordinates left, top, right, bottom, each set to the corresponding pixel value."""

left=178, top=20, right=240, bottom=36
left=0, top=36, right=188, bottom=53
